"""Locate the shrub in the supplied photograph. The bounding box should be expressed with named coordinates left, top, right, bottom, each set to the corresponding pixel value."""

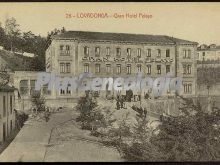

left=76, top=91, right=102, bottom=131
left=14, top=110, right=28, bottom=129
left=31, top=91, right=46, bottom=112
left=100, top=97, right=220, bottom=161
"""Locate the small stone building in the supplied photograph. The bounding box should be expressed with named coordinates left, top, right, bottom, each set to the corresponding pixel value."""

left=0, top=85, right=16, bottom=143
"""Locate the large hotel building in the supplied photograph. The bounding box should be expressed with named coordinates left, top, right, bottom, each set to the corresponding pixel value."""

left=45, top=31, right=198, bottom=99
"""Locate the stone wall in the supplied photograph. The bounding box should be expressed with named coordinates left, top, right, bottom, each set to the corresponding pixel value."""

left=197, top=83, right=220, bottom=96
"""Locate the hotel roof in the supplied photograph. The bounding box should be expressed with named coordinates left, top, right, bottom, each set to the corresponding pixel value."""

left=52, top=31, right=198, bottom=45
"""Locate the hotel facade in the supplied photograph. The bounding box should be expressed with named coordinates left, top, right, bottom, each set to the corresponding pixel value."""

left=45, top=31, right=198, bottom=99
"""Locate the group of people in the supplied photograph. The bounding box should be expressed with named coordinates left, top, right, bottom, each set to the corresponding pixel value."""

left=31, top=106, right=63, bottom=122
left=116, top=95, right=126, bottom=110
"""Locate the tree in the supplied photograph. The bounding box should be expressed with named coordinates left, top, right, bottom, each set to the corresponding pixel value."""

left=46, top=27, right=66, bottom=49
left=29, top=55, right=45, bottom=71
left=5, top=17, right=21, bottom=51
left=31, top=91, right=46, bottom=113
left=150, top=97, right=220, bottom=161
left=0, top=71, right=10, bottom=86
left=112, top=96, right=220, bottom=161
left=0, top=22, right=6, bottom=47
left=61, top=27, right=66, bottom=33
left=76, top=91, right=99, bottom=130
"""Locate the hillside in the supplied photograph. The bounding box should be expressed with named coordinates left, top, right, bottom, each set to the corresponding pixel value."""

left=0, top=49, right=32, bottom=71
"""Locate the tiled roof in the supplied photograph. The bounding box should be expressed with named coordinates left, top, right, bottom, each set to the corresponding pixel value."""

left=197, top=45, right=220, bottom=51
left=52, top=31, right=198, bottom=45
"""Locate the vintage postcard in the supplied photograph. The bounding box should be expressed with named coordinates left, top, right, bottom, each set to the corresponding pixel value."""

left=0, top=2, right=220, bottom=162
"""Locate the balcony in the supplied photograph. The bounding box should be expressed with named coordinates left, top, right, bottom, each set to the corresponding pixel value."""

left=60, top=50, right=70, bottom=56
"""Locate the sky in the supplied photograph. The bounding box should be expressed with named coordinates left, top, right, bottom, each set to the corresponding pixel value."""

left=0, top=2, right=220, bottom=45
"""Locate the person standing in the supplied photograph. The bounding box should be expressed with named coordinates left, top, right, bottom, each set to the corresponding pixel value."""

left=120, top=96, right=124, bottom=109
left=144, top=107, right=147, bottom=118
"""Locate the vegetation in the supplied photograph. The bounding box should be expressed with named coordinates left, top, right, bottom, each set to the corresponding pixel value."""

left=14, top=110, right=29, bottom=129
left=123, top=97, right=220, bottom=161
left=0, top=17, right=66, bottom=71
left=31, top=92, right=46, bottom=112
left=197, top=67, right=220, bottom=85
left=149, top=97, right=220, bottom=161
left=0, top=71, right=10, bottom=85
left=0, top=49, right=32, bottom=71
left=77, top=95, right=220, bottom=161
left=76, top=91, right=100, bottom=131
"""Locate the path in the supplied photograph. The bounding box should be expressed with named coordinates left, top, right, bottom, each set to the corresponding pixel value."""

left=44, top=116, right=122, bottom=162
left=0, top=107, right=123, bottom=162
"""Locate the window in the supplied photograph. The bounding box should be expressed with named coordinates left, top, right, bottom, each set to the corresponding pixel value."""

left=127, top=48, right=131, bottom=58
left=66, top=63, right=70, bottom=73
left=84, top=63, right=89, bottom=73
left=147, top=49, right=151, bottom=57
left=60, top=45, right=70, bottom=56
left=157, top=49, right=161, bottom=57
left=66, top=45, right=70, bottom=50
left=106, top=64, right=111, bottom=73
left=187, top=65, right=191, bottom=74
left=183, top=49, right=191, bottom=59
left=147, top=65, right=151, bottom=74
left=137, top=48, right=141, bottom=58
left=166, top=49, right=170, bottom=58
left=183, top=83, right=192, bottom=94
left=42, top=84, right=51, bottom=95
left=95, top=47, right=100, bottom=56
left=66, top=84, right=71, bottom=95
left=66, top=45, right=70, bottom=55
left=166, top=65, right=170, bottom=73
left=84, top=46, right=89, bottom=56
left=20, top=80, right=29, bottom=95
left=10, top=95, right=13, bottom=114
left=183, top=64, right=191, bottom=74
left=3, top=96, right=6, bottom=117
left=60, top=63, right=65, bottom=73
left=183, top=65, right=187, bottom=74
left=60, top=63, right=70, bottom=73
left=127, top=64, right=131, bottom=74
left=95, top=64, right=101, bottom=73
left=60, top=45, right=64, bottom=50
left=106, top=47, right=110, bottom=56
left=59, top=82, right=71, bottom=95
left=116, top=64, right=121, bottom=74
left=30, top=80, right=36, bottom=95
left=60, top=89, right=65, bottom=95
left=183, top=50, right=187, bottom=58
left=137, top=64, right=141, bottom=73
left=157, top=65, right=161, bottom=74
left=116, top=48, right=121, bottom=57
left=188, top=50, right=191, bottom=58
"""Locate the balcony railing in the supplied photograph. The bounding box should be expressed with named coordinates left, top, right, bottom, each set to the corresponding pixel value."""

left=60, top=50, right=70, bottom=56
